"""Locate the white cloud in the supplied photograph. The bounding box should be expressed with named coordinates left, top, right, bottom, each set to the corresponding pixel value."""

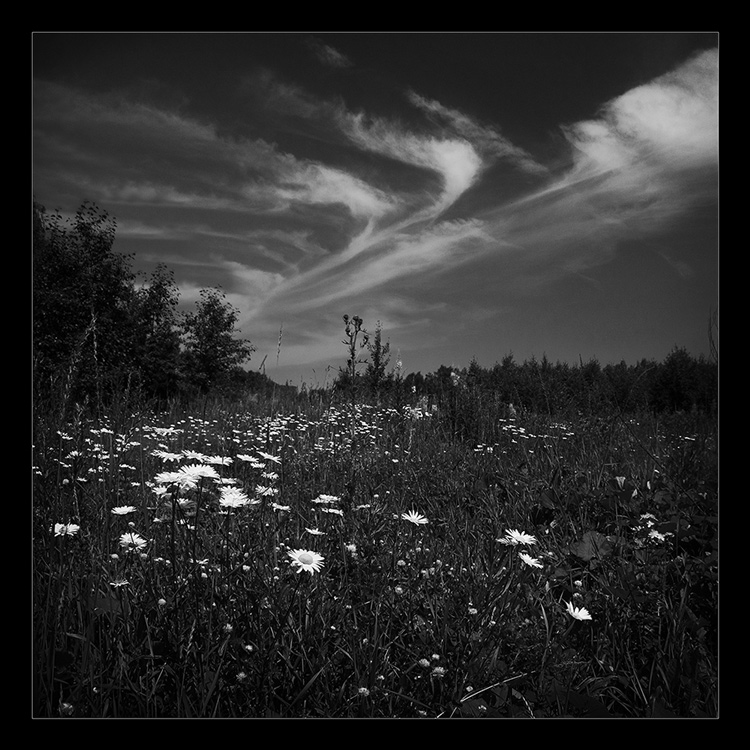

left=407, top=91, right=548, bottom=175
left=306, top=37, right=353, bottom=69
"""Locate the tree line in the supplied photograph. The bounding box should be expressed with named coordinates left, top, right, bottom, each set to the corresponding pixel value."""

left=33, top=201, right=256, bottom=414
left=33, top=200, right=717, bottom=418
left=332, top=321, right=717, bottom=417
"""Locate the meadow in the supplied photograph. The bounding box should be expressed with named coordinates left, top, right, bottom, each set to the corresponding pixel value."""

left=32, top=389, right=718, bottom=718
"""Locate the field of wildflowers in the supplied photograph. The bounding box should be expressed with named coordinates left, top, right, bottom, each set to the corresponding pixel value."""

left=33, top=396, right=718, bottom=718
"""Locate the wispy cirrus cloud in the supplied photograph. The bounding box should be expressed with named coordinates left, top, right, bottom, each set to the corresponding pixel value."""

left=305, top=37, right=353, bottom=69
left=407, top=90, right=548, bottom=176
left=470, top=47, right=719, bottom=291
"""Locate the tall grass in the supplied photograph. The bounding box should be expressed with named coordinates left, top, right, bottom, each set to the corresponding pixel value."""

left=32, top=391, right=717, bottom=718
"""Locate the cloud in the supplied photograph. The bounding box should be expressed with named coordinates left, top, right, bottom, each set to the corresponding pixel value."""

left=407, top=91, right=548, bottom=176
left=468, top=47, right=718, bottom=291
left=305, top=37, right=353, bottom=69
left=342, top=112, right=483, bottom=212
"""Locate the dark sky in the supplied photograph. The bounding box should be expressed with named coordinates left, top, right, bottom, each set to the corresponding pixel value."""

left=33, top=32, right=719, bottom=387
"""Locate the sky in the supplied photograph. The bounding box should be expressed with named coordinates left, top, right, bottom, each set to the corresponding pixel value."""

left=32, top=32, right=719, bottom=388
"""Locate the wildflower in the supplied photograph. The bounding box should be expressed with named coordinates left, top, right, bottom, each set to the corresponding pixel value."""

left=519, top=552, right=543, bottom=568
left=53, top=523, right=80, bottom=537
left=394, top=586, right=404, bottom=595
left=256, top=485, right=279, bottom=497
left=287, top=548, right=325, bottom=575
left=154, top=470, right=197, bottom=490
left=271, top=503, right=291, bottom=512
left=257, top=451, right=281, bottom=464
left=151, top=450, right=183, bottom=462
left=320, top=507, right=344, bottom=516
left=358, top=687, right=370, bottom=697
left=502, top=529, right=537, bottom=546
left=223, top=623, right=234, bottom=633
left=109, top=579, right=130, bottom=588
left=305, top=527, right=326, bottom=536
left=649, top=529, right=670, bottom=542
left=179, top=463, right=220, bottom=482
left=566, top=602, right=592, bottom=621
left=157, top=598, right=167, bottom=606
left=111, top=505, right=137, bottom=515
left=312, top=494, right=340, bottom=504
left=345, top=543, right=358, bottom=555
left=182, top=450, right=208, bottom=462
left=219, top=487, right=255, bottom=509
left=206, top=455, right=232, bottom=466
left=419, top=658, right=431, bottom=668
left=431, top=666, right=446, bottom=678
left=401, top=509, right=429, bottom=525
left=236, top=671, right=247, bottom=683
left=59, top=701, right=74, bottom=716
left=119, top=532, right=148, bottom=553
left=468, top=607, right=478, bottom=616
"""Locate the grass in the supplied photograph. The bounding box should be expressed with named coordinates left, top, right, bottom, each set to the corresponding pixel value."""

left=32, top=393, right=718, bottom=718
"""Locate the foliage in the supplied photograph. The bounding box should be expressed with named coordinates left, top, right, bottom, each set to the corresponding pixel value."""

left=32, top=393, right=718, bottom=718
left=33, top=201, right=256, bottom=411
left=179, top=288, right=255, bottom=396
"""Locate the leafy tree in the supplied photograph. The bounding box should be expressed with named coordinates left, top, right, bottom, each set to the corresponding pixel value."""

left=179, top=288, right=255, bottom=395
left=33, top=200, right=137, bottom=407
left=131, top=264, right=182, bottom=399
left=364, top=320, right=392, bottom=401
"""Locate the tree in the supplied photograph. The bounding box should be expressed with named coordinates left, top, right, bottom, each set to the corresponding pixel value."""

left=131, top=264, right=182, bottom=399
left=364, top=320, right=392, bottom=401
left=179, top=288, right=255, bottom=395
left=33, top=200, right=138, bottom=407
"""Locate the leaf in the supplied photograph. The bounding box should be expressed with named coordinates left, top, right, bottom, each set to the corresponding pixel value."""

left=570, top=530, right=613, bottom=562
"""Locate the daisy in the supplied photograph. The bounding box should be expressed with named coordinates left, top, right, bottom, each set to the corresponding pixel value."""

left=219, top=487, right=254, bottom=509
left=111, top=505, right=137, bottom=515
left=182, top=450, right=209, bottom=462
left=154, top=470, right=196, bottom=490
left=256, top=485, right=279, bottom=497
left=206, top=455, right=233, bottom=466
left=257, top=451, right=282, bottom=464
left=53, top=523, right=80, bottom=537
left=151, top=450, right=182, bottom=462
left=320, top=507, right=344, bottom=516
left=179, top=464, right=220, bottom=482
left=305, top=527, right=326, bottom=536
left=519, top=552, right=543, bottom=568
left=566, top=602, right=592, bottom=621
left=401, top=509, right=429, bottom=526
left=287, top=548, right=325, bottom=575
left=119, top=532, right=148, bottom=553
left=312, top=494, right=340, bottom=504
left=503, top=529, right=537, bottom=546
